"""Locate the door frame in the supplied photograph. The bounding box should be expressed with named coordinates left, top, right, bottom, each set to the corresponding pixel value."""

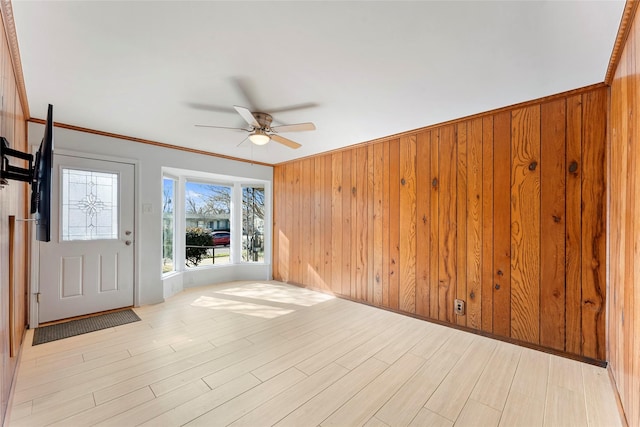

left=29, top=148, right=140, bottom=328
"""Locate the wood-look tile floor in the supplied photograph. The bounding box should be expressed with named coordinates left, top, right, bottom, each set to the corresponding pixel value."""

left=8, top=281, right=623, bottom=427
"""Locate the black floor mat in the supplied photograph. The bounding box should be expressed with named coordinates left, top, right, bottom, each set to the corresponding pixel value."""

left=32, top=309, right=141, bottom=345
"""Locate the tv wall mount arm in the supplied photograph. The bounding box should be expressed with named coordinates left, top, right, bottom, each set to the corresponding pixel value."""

left=0, top=136, right=34, bottom=187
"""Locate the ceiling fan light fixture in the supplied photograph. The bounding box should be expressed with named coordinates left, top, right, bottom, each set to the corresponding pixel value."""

left=249, top=130, right=270, bottom=145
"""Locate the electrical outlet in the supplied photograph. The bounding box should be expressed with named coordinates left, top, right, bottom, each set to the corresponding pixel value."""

left=454, top=299, right=465, bottom=316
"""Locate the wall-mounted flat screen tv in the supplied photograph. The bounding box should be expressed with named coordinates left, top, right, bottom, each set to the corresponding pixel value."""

left=30, top=104, right=54, bottom=242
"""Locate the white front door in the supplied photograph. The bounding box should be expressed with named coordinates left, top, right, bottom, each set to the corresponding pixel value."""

left=38, top=154, right=135, bottom=323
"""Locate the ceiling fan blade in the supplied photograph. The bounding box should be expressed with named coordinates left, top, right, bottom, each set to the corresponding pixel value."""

left=270, top=134, right=302, bottom=149
left=231, top=77, right=260, bottom=111
left=234, top=105, right=260, bottom=128
left=186, top=102, right=236, bottom=114
left=271, top=122, right=316, bottom=133
left=194, top=124, right=248, bottom=131
left=268, top=102, right=319, bottom=114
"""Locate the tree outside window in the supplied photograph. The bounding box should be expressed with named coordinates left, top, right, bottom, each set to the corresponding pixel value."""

left=162, top=178, right=175, bottom=274
left=242, top=186, right=265, bottom=262
left=184, top=182, right=231, bottom=267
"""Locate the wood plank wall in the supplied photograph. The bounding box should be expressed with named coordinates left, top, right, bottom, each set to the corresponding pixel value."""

left=273, top=86, right=608, bottom=362
left=609, top=3, right=640, bottom=425
left=0, top=5, right=29, bottom=424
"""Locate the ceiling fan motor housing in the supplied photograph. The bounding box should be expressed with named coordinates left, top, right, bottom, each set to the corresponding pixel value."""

left=252, top=112, right=273, bottom=129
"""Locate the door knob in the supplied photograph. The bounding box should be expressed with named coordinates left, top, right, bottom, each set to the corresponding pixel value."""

left=125, top=240, right=132, bottom=246
left=125, top=230, right=132, bottom=236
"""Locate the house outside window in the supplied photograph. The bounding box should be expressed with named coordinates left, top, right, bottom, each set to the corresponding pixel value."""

left=185, top=181, right=232, bottom=267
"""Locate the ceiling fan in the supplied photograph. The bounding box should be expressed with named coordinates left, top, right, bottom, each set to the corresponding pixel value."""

left=195, top=105, right=315, bottom=149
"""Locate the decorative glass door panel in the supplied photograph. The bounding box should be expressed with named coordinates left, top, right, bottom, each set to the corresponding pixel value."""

left=61, top=169, right=119, bottom=240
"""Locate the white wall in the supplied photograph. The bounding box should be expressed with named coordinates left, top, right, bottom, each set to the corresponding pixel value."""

left=28, top=123, right=273, bottom=307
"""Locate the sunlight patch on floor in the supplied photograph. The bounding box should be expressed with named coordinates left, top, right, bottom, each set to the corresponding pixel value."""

left=214, top=282, right=335, bottom=307
left=190, top=295, right=295, bottom=319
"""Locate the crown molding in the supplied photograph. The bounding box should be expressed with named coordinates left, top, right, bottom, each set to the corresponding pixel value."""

left=0, top=0, right=30, bottom=119
left=605, top=0, right=640, bottom=85
left=28, top=118, right=273, bottom=167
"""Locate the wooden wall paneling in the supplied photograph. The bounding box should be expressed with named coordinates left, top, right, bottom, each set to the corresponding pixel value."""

left=301, top=159, right=311, bottom=287
left=399, top=135, right=417, bottom=314
left=277, top=163, right=286, bottom=282
left=540, top=99, right=567, bottom=351
left=350, top=150, right=358, bottom=298
left=292, top=161, right=302, bottom=284
left=580, top=88, right=607, bottom=360
left=389, top=139, right=400, bottom=310
left=438, top=125, right=457, bottom=323
left=381, top=142, right=390, bottom=307
left=283, top=164, right=294, bottom=281
left=615, top=38, right=632, bottom=410
left=277, top=164, right=286, bottom=281
left=367, top=145, right=375, bottom=304
left=305, top=157, right=314, bottom=289
left=628, top=24, right=640, bottom=424
left=481, top=115, right=494, bottom=333
left=415, top=131, right=431, bottom=317
left=1, top=8, right=31, bottom=422
left=313, top=157, right=323, bottom=289
left=277, top=165, right=286, bottom=281
left=355, top=147, right=368, bottom=301
left=285, top=162, right=296, bottom=283
left=608, top=74, right=625, bottom=402
left=372, top=143, right=384, bottom=305
left=608, top=76, right=629, bottom=394
left=282, top=162, right=291, bottom=282
left=331, top=153, right=343, bottom=294
left=565, top=95, right=583, bottom=355
left=467, top=118, right=483, bottom=330
left=429, top=130, right=440, bottom=318
left=277, top=163, right=287, bottom=282
left=1, top=52, right=10, bottom=139
left=456, top=122, right=468, bottom=327
left=610, top=10, right=640, bottom=422
left=493, top=111, right=511, bottom=336
left=282, top=163, right=295, bottom=282
left=13, top=100, right=28, bottom=343
left=510, top=105, right=541, bottom=344
left=306, top=159, right=316, bottom=288
left=610, top=34, right=632, bottom=420
left=625, top=29, right=639, bottom=422
left=620, top=33, right=636, bottom=419
left=632, top=79, right=640, bottom=427
left=323, top=155, right=333, bottom=290
left=342, top=151, right=352, bottom=297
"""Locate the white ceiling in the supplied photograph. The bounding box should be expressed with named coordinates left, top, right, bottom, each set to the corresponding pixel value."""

left=12, top=1, right=625, bottom=165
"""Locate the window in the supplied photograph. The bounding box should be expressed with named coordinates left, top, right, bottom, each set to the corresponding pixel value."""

left=161, top=169, right=269, bottom=275
left=242, top=185, right=265, bottom=262
left=185, top=182, right=231, bottom=267
left=62, top=168, right=118, bottom=241
left=162, top=177, right=176, bottom=274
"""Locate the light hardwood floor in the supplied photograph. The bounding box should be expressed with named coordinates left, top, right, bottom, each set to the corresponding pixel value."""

left=7, top=281, right=623, bottom=426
